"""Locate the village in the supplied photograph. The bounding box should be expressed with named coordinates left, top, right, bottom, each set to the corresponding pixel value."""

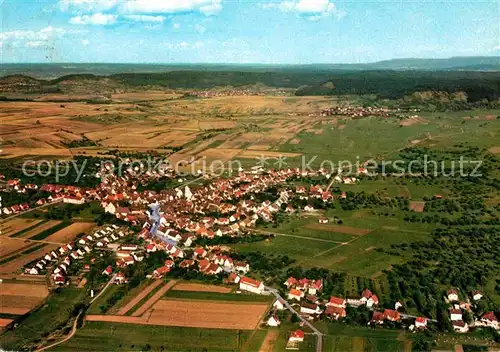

left=1, top=159, right=499, bottom=351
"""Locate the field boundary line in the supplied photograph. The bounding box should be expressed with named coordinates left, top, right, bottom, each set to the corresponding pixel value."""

left=132, top=280, right=177, bottom=317
left=251, top=229, right=343, bottom=244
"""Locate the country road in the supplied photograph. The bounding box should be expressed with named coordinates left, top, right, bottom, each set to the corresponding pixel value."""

left=0, top=199, right=63, bottom=224
left=265, top=286, right=323, bottom=352
left=35, top=274, right=117, bottom=352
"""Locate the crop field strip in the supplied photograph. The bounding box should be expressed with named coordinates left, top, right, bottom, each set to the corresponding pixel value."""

left=116, top=280, right=165, bottom=316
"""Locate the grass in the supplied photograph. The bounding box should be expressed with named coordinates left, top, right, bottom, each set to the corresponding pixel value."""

left=246, top=329, right=270, bottom=352
left=163, top=290, right=273, bottom=303
left=125, top=281, right=167, bottom=316
left=87, top=285, right=121, bottom=315
left=1, top=287, right=86, bottom=351
left=107, top=280, right=153, bottom=315
left=9, top=219, right=50, bottom=238
left=29, top=221, right=72, bottom=241
left=49, top=321, right=253, bottom=351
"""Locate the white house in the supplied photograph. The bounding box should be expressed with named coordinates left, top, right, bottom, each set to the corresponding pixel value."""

left=447, top=289, right=459, bottom=302
left=452, top=320, right=469, bottom=333
left=472, top=290, right=483, bottom=301
left=415, top=317, right=427, bottom=329
left=239, top=276, right=264, bottom=295
left=273, top=299, right=285, bottom=311
left=300, top=303, right=322, bottom=315
left=450, top=309, right=463, bottom=321
left=267, top=315, right=281, bottom=327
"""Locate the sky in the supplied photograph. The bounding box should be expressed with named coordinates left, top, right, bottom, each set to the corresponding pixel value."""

left=0, top=0, right=499, bottom=64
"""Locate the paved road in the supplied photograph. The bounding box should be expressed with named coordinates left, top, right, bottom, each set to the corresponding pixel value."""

left=265, top=286, right=323, bottom=352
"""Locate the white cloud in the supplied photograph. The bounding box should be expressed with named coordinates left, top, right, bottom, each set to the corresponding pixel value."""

left=82, top=39, right=90, bottom=45
left=25, top=41, right=45, bottom=48
left=162, top=41, right=204, bottom=49
left=173, top=23, right=181, bottom=29
left=264, top=0, right=345, bottom=20
left=59, top=0, right=119, bottom=12
left=70, top=13, right=118, bottom=25
left=120, top=0, right=222, bottom=16
left=124, top=14, right=166, bottom=22
left=492, top=45, right=500, bottom=51
left=0, top=26, right=66, bottom=41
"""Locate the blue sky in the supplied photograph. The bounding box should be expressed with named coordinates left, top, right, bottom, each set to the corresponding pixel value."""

left=1, top=0, right=499, bottom=63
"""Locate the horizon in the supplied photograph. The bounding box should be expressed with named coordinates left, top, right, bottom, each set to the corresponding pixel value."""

left=2, top=55, right=500, bottom=66
left=1, top=0, right=499, bottom=64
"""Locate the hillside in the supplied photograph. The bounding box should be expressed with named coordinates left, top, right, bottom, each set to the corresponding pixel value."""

left=1, top=69, right=499, bottom=102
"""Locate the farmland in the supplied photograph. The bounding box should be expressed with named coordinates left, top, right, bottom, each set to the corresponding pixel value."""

left=49, top=321, right=255, bottom=351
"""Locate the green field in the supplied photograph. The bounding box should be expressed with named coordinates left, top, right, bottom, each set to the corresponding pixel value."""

left=87, top=285, right=121, bottom=315
left=1, top=288, right=86, bottom=351
left=163, top=290, right=273, bottom=302
left=49, top=322, right=253, bottom=352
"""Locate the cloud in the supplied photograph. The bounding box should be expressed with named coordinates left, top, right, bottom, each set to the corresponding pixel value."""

left=0, top=26, right=66, bottom=41
left=173, top=23, right=181, bottom=29
left=263, top=0, right=345, bottom=20
left=82, top=39, right=90, bottom=45
left=70, top=13, right=118, bottom=25
left=59, top=0, right=118, bottom=12
left=25, top=41, right=45, bottom=48
left=492, top=45, right=500, bottom=51
left=162, top=41, right=204, bottom=49
left=124, top=14, right=166, bottom=22
left=120, top=0, right=222, bottom=16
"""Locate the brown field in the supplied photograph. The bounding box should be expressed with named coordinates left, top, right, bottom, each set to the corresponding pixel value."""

left=15, top=220, right=62, bottom=239
left=1, top=218, right=43, bottom=237
left=44, top=222, right=95, bottom=243
left=0, top=318, right=13, bottom=327
left=306, top=223, right=371, bottom=235
left=147, top=299, right=268, bottom=329
left=409, top=201, right=426, bottom=212
left=171, top=282, right=232, bottom=293
left=0, top=282, right=48, bottom=315
left=0, top=244, right=59, bottom=274
left=197, top=148, right=242, bottom=162
left=488, top=146, right=500, bottom=154
left=89, top=298, right=269, bottom=330
left=289, top=138, right=301, bottom=144
left=116, top=280, right=164, bottom=316
left=247, top=144, right=272, bottom=151
left=0, top=95, right=339, bottom=160
left=0, top=237, right=33, bottom=258
left=131, top=280, right=177, bottom=317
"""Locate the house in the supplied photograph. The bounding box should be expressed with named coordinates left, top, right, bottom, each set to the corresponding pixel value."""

left=308, top=279, right=323, bottom=295
left=102, top=266, right=113, bottom=276
left=25, top=267, right=39, bottom=275
left=384, top=309, right=401, bottom=322
left=472, top=290, right=483, bottom=301
left=63, top=196, right=85, bottom=205
left=415, top=317, right=428, bottom=329
left=267, top=315, right=281, bottom=327
left=115, top=272, right=127, bottom=284
left=367, top=295, right=379, bottom=308
left=360, top=288, right=373, bottom=304
left=193, top=247, right=207, bottom=258
left=273, top=298, right=285, bottom=310
left=300, top=302, right=322, bottom=315
left=447, top=289, right=459, bottom=302
left=227, top=272, right=241, bottom=284
left=450, top=309, right=463, bottom=321
left=54, top=273, right=65, bottom=285
left=325, top=306, right=347, bottom=320
left=288, top=329, right=305, bottom=342
left=120, top=244, right=138, bottom=251
left=371, top=311, right=385, bottom=325
left=235, top=261, right=250, bottom=273
left=239, top=276, right=264, bottom=295
left=284, top=277, right=298, bottom=288
left=395, top=301, right=403, bottom=310
left=318, top=217, right=329, bottom=224
left=304, top=204, right=314, bottom=212
left=327, top=296, right=346, bottom=308
left=480, top=312, right=499, bottom=329
left=452, top=320, right=469, bottom=333
left=288, top=288, right=304, bottom=301
left=153, top=266, right=171, bottom=278
left=179, top=259, right=195, bottom=269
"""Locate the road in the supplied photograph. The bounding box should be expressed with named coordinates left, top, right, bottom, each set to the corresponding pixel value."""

left=35, top=274, right=116, bottom=352
left=265, top=286, right=323, bottom=352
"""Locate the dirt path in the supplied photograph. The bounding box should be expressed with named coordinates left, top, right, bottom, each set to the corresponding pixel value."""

left=132, top=280, right=177, bottom=317
left=252, top=229, right=343, bottom=244
left=35, top=310, right=82, bottom=352
left=259, top=330, right=279, bottom=352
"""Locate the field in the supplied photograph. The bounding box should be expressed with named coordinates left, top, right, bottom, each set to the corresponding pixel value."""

left=0, top=218, right=44, bottom=237
left=0, top=244, right=59, bottom=274
left=0, top=287, right=86, bottom=351
left=50, top=321, right=254, bottom=351
left=0, top=282, right=49, bottom=315
left=171, top=282, right=232, bottom=293
left=115, top=280, right=164, bottom=316
left=88, top=299, right=269, bottom=330
left=9, top=220, right=62, bottom=239
left=44, top=222, right=95, bottom=243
